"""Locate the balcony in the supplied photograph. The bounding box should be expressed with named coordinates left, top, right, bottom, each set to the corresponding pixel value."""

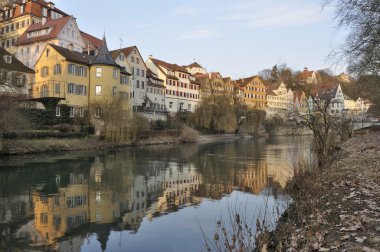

left=29, top=80, right=66, bottom=109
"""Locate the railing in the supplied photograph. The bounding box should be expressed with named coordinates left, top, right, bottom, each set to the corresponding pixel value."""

left=31, top=80, right=66, bottom=99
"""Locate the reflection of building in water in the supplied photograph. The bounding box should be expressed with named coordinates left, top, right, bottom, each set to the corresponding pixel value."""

left=31, top=172, right=89, bottom=248
left=235, top=159, right=268, bottom=194
left=0, top=195, right=33, bottom=224
left=121, top=175, right=147, bottom=231
left=155, top=163, right=202, bottom=214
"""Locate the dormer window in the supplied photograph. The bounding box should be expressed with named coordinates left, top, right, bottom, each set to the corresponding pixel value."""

left=119, top=54, right=124, bottom=61
left=4, top=55, right=12, bottom=64
left=42, top=7, right=47, bottom=17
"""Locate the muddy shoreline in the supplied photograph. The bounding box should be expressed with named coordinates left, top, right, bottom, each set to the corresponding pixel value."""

left=258, top=131, right=380, bottom=251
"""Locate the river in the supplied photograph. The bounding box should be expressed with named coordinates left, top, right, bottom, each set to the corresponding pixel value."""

left=0, top=136, right=314, bottom=251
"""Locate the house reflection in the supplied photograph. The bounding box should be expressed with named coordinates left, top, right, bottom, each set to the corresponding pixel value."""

left=0, top=137, right=310, bottom=251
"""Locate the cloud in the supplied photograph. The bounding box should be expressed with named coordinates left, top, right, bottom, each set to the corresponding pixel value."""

left=173, top=6, right=204, bottom=18
left=178, top=28, right=221, bottom=40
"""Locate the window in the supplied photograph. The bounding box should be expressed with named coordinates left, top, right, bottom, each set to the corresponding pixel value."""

left=112, top=86, right=117, bottom=96
left=69, top=107, right=75, bottom=117
left=56, top=106, right=61, bottom=117
left=119, top=54, right=124, bottom=61
left=54, top=83, right=60, bottom=94
left=131, top=67, right=134, bottom=75
left=46, top=48, right=50, bottom=57
left=169, top=102, right=173, bottom=109
left=42, top=7, right=47, bottom=17
left=68, top=64, right=75, bottom=74
left=142, top=81, right=145, bottom=89
left=136, top=68, right=140, bottom=76
left=78, top=108, right=84, bottom=117
left=120, top=75, right=128, bottom=84
left=96, top=67, right=102, bottom=77
left=131, top=56, right=134, bottom=62
left=113, top=68, right=118, bottom=79
left=54, top=64, right=61, bottom=75
left=95, top=108, right=101, bottom=118
left=95, top=85, right=102, bottom=96
left=77, top=66, right=87, bottom=77
left=68, top=83, right=75, bottom=94
left=41, top=66, right=49, bottom=77
left=136, top=58, right=140, bottom=64
left=141, top=70, right=145, bottom=77
left=136, top=80, right=140, bottom=88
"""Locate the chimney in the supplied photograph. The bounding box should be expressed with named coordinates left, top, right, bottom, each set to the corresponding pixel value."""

left=149, top=55, right=153, bottom=59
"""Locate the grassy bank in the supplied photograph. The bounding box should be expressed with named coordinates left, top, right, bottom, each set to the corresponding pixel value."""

left=257, top=131, right=380, bottom=251
left=0, top=127, right=243, bottom=155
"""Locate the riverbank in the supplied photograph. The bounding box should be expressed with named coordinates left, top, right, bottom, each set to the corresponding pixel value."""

left=258, top=131, right=380, bottom=251
left=0, top=131, right=248, bottom=156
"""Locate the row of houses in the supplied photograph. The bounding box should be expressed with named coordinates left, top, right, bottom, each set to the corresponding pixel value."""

left=0, top=0, right=372, bottom=123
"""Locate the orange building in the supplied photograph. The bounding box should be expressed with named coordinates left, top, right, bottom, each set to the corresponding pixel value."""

left=234, top=76, right=266, bottom=109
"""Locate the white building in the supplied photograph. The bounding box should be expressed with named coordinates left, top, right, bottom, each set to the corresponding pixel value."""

left=266, top=82, right=293, bottom=118
left=111, top=46, right=147, bottom=109
left=316, top=84, right=345, bottom=116
left=146, top=57, right=200, bottom=113
left=15, top=15, right=85, bottom=68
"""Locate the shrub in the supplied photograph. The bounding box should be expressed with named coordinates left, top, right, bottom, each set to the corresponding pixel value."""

left=179, top=126, right=199, bottom=143
left=2, top=131, right=88, bottom=139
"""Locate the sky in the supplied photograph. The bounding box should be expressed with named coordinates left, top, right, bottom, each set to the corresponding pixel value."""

left=53, top=0, right=347, bottom=79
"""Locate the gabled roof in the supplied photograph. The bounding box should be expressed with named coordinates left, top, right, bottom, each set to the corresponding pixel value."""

left=0, top=0, right=68, bottom=21
left=80, top=31, right=102, bottom=51
left=49, top=44, right=94, bottom=65
left=92, top=36, right=119, bottom=67
left=150, top=58, right=190, bottom=74
left=0, top=47, right=34, bottom=73
left=317, top=84, right=339, bottom=101
left=110, top=46, right=148, bottom=69
left=186, top=61, right=203, bottom=68
left=110, top=46, right=134, bottom=59
left=234, top=76, right=263, bottom=87
left=16, top=15, right=72, bottom=45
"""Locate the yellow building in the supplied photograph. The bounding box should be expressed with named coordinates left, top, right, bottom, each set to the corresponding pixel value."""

left=234, top=76, right=266, bottom=109
left=32, top=36, right=131, bottom=119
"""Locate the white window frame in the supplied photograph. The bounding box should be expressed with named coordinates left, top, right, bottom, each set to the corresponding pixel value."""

left=95, top=85, right=102, bottom=96
left=96, top=67, right=102, bottom=77
left=56, top=106, right=61, bottom=117
left=69, top=107, right=75, bottom=117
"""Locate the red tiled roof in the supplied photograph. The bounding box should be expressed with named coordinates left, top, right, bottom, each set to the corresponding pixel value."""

left=16, top=15, right=72, bottom=45
left=186, top=61, right=203, bottom=68
left=1, top=0, right=68, bottom=21
left=80, top=31, right=102, bottom=50
left=150, top=58, right=190, bottom=74
left=234, top=76, right=263, bottom=87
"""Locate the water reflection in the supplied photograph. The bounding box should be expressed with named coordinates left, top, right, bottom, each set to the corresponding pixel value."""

left=0, top=136, right=313, bottom=251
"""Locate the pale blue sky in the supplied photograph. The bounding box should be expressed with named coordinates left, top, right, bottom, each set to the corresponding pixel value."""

left=54, top=0, right=346, bottom=78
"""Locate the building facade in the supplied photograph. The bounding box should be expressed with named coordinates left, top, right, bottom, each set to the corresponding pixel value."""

left=146, top=57, right=200, bottom=113
left=16, top=15, right=85, bottom=68
left=32, top=36, right=131, bottom=120
left=111, top=46, right=147, bottom=109
left=234, top=76, right=266, bottom=109
left=0, top=0, right=68, bottom=54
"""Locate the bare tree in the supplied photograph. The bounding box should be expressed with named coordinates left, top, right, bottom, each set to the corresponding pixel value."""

left=288, top=84, right=345, bottom=158
left=324, top=0, right=380, bottom=75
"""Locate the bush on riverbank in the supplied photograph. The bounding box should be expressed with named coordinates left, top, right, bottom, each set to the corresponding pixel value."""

left=2, top=131, right=88, bottom=140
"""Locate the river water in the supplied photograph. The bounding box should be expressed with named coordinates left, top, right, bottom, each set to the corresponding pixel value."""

left=0, top=136, right=314, bottom=252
